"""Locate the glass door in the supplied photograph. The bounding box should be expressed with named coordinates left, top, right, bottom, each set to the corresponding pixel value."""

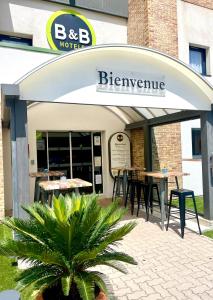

left=71, top=132, right=93, bottom=193
left=48, top=132, right=71, bottom=177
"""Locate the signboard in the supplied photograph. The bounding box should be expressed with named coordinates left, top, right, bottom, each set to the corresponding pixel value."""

left=46, top=9, right=96, bottom=51
left=97, top=69, right=166, bottom=97
left=109, top=132, right=131, bottom=177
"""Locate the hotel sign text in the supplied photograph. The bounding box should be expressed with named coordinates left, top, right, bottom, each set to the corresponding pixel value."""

left=96, top=69, right=166, bottom=97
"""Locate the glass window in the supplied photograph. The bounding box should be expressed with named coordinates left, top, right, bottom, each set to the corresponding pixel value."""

left=0, top=34, right=32, bottom=46
left=36, top=131, right=103, bottom=194
left=189, top=46, right=206, bottom=75
left=192, top=128, right=201, bottom=157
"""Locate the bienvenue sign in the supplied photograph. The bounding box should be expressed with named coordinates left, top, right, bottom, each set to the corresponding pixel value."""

left=96, top=69, right=166, bottom=97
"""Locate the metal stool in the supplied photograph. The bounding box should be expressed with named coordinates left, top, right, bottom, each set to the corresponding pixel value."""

left=136, top=181, right=148, bottom=217
left=146, top=182, right=161, bottom=221
left=125, top=170, right=139, bottom=212
left=166, top=189, right=202, bottom=238
left=112, top=175, right=123, bottom=201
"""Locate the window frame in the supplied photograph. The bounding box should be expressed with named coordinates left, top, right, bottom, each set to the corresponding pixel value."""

left=191, top=128, right=202, bottom=159
left=189, top=46, right=207, bottom=76
left=0, top=33, right=32, bottom=46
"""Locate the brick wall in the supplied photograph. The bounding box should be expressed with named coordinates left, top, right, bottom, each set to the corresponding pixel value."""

left=183, top=0, right=213, bottom=10
left=128, top=0, right=178, bottom=57
left=128, top=0, right=182, bottom=189
left=152, top=124, right=183, bottom=190
left=131, top=128, right=145, bottom=179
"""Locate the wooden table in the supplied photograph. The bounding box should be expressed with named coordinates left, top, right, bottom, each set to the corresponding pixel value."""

left=30, top=171, right=65, bottom=178
left=39, top=178, right=92, bottom=205
left=30, top=171, right=65, bottom=202
left=139, top=171, right=189, bottom=230
left=111, top=167, right=141, bottom=202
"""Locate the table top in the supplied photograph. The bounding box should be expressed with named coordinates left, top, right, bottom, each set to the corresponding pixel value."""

left=139, top=171, right=190, bottom=179
left=39, top=178, right=92, bottom=191
left=111, top=166, right=142, bottom=172
left=30, top=171, right=65, bottom=178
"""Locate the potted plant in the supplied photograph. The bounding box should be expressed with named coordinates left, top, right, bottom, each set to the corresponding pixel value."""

left=0, top=194, right=137, bottom=299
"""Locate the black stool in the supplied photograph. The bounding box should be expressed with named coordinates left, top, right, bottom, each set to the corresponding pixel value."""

left=136, top=181, right=148, bottom=217
left=166, top=189, right=202, bottom=238
left=112, top=175, right=123, bottom=201
left=136, top=181, right=161, bottom=219
left=125, top=170, right=139, bottom=213
left=146, top=182, right=161, bottom=221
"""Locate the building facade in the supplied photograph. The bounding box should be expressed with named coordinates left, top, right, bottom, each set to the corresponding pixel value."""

left=0, top=0, right=213, bottom=218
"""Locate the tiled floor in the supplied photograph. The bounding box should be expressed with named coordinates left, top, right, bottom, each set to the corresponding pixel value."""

left=100, top=208, right=213, bottom=300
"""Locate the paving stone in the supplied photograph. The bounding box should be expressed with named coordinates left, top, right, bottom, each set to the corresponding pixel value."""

left=96, top=212, right=213, bottom=300
left=147, top=294, right=165, bottom=300
left=127, top=291, right=147, bottom=299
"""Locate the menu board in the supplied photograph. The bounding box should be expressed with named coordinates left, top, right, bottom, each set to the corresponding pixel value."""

left=109, top=132, right=131, bottom=177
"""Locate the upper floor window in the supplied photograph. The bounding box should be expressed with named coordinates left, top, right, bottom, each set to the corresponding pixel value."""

left=0, top=34, right=32, bottom=46
left=192, top=128, right=201, bottom=158
left=189, top=46, right=206, bottom=76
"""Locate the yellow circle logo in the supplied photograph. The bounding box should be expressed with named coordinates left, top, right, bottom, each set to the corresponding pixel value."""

left=46, top=9, right=96, bottom=51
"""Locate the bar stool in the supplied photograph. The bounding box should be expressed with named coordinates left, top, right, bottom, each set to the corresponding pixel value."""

left=136, top=181, right=148, bottom=217
left=146, top=182, right=161, bottom=221
left=112, top=173, right=123, bottom=201
left=166, top=189, right=202, bottom=238
left=125, top=170, right=139, bottom=213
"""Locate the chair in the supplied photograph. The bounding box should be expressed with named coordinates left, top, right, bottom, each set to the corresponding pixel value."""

left=0, top=290, right=20, bottom=300
left=166, top=189, right=202, bottom=238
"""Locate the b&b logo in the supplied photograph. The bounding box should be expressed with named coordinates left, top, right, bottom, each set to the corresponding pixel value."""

left=46, top=10, right=96, bottom=51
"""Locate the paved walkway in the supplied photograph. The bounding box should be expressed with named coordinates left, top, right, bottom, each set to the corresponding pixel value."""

left=100, top=211, right=213, bottom=300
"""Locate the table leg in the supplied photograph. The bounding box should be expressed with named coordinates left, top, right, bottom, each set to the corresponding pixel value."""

left=34, top=178, right=41, bottom=202
left=175, top=176, right=179, bottom=189
left=159, top=178, right=166, bottom=230
left=116, top=170, right=121, bottom=197
left=122, top=170, right=128, bottom=204
left=75, top=187, right=79, bottom=195
left=165, top=178, right=168, bottom=217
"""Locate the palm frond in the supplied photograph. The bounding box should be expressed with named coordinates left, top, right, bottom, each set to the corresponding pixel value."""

left=61, top=275, right=73, bottom=296
left=74, top=272, right=95, bottom=300
left=16, top=264, right=62, bottom=291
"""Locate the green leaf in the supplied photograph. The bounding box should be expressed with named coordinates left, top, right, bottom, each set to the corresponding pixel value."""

left=74, top=272, right=94, bottom=300
left=61, top=275, right=72, bottom=296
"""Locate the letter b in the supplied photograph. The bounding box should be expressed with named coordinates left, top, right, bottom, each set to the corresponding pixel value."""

left=55, top=24, right=66, bottom=40
left=98, top=71, right=108, bottom=85
left=79, top=29, right=90, bottom=44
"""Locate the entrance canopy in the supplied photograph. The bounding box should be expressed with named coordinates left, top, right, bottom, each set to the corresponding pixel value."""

left=15, top=45, right=213, bottom=125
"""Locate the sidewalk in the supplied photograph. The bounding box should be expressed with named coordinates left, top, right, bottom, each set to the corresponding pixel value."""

left=100, top=210, right=213, bottom=300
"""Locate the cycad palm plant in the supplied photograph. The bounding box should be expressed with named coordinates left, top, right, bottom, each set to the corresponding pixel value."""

left=0, top=194, right=137, bottom=300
